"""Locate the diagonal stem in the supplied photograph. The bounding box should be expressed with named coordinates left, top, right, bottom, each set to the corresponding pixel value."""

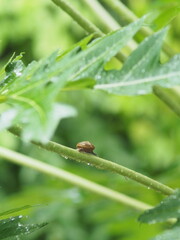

left=51, top=0, right=126, bottom=62
left=84, top=0, right=137, bottom=51
left=0, top=146, right=152, bottom=211
left=9, top=127, right=174, bottom=196
left=153, top=85, right=180, bottom=118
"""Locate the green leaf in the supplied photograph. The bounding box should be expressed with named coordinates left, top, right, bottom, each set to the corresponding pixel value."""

left=151, top=225, right=180, bottom=240
left=0, top=205, right=47, bottom=239
left=0, top=215, right=47, bottom=239
left=152, top=4, right=180, bottom=30
left=63, top=16, right=145, bottom=83
left=138, top=189, right=180, bottom=224
left=94, top=28, right=180, bottom=95
left=0, top=18, right=144, bottom=142
left=0, top=205, right=36, bottom=219
left=0, top=51, right=77, bottom=142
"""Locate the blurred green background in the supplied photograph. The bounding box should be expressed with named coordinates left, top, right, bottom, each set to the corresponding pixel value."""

left=0, top=0, right=180, bottom=239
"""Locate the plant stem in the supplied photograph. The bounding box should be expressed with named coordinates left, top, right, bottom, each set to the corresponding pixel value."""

left=0, top=146, right=152, bottom=211
left=52, top=0, right=101, bottom=37
left=153, top=85, right=180, bottom=118
left=85, top=0, right=121, bottom=31
left=9, top=127, right=174, bottom=196
left=102, top=0, right=138, bottom=23
left=101, top=0, right=174, bottom=57
left=84, top=0, right=137, bottom=51
left=51, top=0, right=126, bottom=62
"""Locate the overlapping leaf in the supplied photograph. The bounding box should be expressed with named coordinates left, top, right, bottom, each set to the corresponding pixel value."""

left=94, top=28, right=180, bottom=95
left=151, top=224, right=180, bottom=240
left=0, top=50, right=78, bottom=142
left=138, top=189, right=180, bottom=223
left=1, top=16, right=179, bottom=142
left=0, top=18, right=145, bottom=142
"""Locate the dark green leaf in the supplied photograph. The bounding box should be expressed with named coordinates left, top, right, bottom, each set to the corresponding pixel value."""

left=138, top=189, right=180, bottom=224
left=0, top=215, right=47, bottom=239
left=151, top=225, right=180, bottom=240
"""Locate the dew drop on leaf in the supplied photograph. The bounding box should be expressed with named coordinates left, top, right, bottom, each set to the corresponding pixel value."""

left=137, top=89, right=146, bottom=95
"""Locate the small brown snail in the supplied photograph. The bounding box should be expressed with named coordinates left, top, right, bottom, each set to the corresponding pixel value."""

left=76, top=141, right=96, bottom=155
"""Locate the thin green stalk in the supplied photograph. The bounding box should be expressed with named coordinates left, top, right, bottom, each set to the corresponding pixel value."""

left=84, top=0, right=137, bottom=51
left=153, top=85, right=180, bottom=118
left=51, top=0, right=126, bottom=62
left=52, top=0, right=101, bottom=37
left=9, top=127, right=174, bottom=196
left=0, top=146, right=152, bottom=211
left=101, top=0, right=174, bottom=57
left=101, top=0, right=138, bottom=23
left=85, top=0, right=120, bottom=31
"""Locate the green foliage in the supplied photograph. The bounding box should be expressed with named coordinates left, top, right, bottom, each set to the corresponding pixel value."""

left=0, top=205, right=35, bottom=219
left=152, top=4, right=180, bottom=31
left=0, top=51, right=77, bottom=142
left=0, top=205, right=47, bottom=239
left=139, top=189, right=180, bottom=223
left=1, top=16, right=180, bottom=143
left=95, top=28, right=180, bottom=95
left=0, top=186, right=161, bottom=240
left=0, top=18, right=144, bottom=142
left=144, top=1, right=180, bottom=32
left=139, top=189, right=180, bottom=240
left=0, top=0, right=180, bottom=239
left=151, top=223, right=180, bottom=240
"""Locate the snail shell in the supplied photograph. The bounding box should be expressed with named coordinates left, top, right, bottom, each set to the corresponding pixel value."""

left=76, top=141, right=96, bottom=154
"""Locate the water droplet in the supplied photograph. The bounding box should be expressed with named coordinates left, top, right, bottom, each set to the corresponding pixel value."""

left=25, top=226, right=30, bottom=233
left=137, top=89, right=146, bottom=95
left=18, top=222, right=23, bottom=227
left=14, top=69, right=22, bottom=77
